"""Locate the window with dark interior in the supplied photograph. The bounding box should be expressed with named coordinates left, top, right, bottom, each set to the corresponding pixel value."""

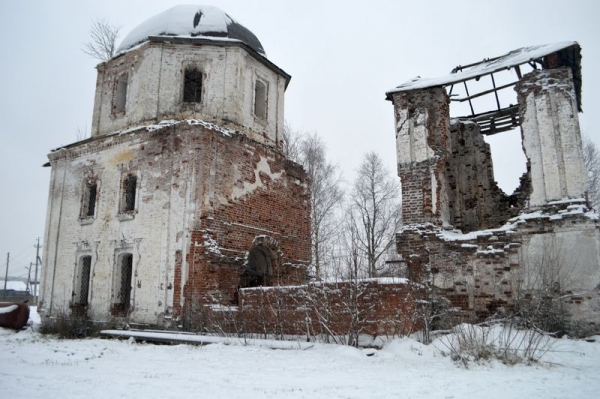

left=120, top=174, right=137, bottom=213
left=253, top=80, right=268, bottom=119
left=76, top=255, right=92, bottom=306
left=240, top=246, right=272, bottom=288
left=114, top=74, right=128, bottom=113
left=81, top=181, right=98, bottom=218
left=115, top=253, right=133, bottom=311
left=183, top=68, right=202, bottom=103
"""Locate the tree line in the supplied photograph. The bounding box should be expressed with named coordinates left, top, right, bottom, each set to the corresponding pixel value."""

left=283, top=123, right=401, bottom=282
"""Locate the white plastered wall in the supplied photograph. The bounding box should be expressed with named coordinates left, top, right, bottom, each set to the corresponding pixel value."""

left=91, top=43, right=286, bottom=147
left=40, top=131, right=198, bottom=324
left=518, top=68, right=586, bottom=207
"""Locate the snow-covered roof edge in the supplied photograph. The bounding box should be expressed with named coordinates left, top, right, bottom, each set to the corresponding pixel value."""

left=386, top=41, right=580, bottom=97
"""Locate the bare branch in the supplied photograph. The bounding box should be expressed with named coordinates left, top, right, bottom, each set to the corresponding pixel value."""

left=583, top=135, right=600, bottom=210
left=82, top=19, right=121, bottom=62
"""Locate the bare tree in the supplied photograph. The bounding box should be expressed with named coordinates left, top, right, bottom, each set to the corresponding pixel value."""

left=298, top=133, right=344, bottom=280
left=82, top=19, right=121, bottom=62
left=281, top=121, right=303, bottom=164
left=583, top=135, right=600, bottom=209
left=350, top=152, right=401, bottom=278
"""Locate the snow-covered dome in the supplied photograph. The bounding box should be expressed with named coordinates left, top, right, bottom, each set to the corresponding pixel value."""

left=116, top=5, right=266, bottom=57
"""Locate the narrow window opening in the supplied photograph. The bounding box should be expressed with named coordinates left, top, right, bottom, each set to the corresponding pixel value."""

left=81, top=181, right=98, bottom=218
left=114, top=74, right=128, bottom=113
left=253, top=80, right=268, bottom=119
left=77, top=256, right=92, bottom=306
left=183, top=68, right=202, bottom=103
left=116, top=253, right=133, bottom=311
left=121, top=175, right=137, bottom=213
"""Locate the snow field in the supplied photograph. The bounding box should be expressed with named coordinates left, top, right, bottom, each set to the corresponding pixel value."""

left=0, top=308, right=599, bottom=399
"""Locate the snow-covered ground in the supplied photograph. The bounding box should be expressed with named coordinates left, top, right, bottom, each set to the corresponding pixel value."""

left=1, top=308, right=599, bottom=399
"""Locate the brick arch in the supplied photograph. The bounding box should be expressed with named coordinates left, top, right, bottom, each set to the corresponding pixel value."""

left=250, top=235, right=282, bottom=263
left=240, top=236, right=282, bottom=288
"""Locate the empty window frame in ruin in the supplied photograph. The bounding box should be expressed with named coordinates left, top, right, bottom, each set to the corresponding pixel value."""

left=388, top=43, right=581, bottom=135
left=120, top=174, right=137, bottom=213
left=80, top=179, right=98, bottom=218
left=253, top=79, right=268, bottom=119
left=75, top=255, right=92, bottom=306
left=114, top=253, right=133, bottom=312
left=183, top=67, right=203, bottom=103
left=113, top=74, right=129, bottom=113
left=240, top=246, right=272, bottom=288
left=386, top=42, right=582, bottom=232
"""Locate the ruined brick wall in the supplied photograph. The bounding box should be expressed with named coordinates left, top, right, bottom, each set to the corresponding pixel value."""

left=446, top=120, right=529, bottom=232
left=177, top=126, right=311, bottom=313
left=396, top=204, right=600, bottom=330
left=397, top=224, right=521, bottom=321
left=391, top=89, right=451, bottom=225
left=237, top=280, right=420, bottom=337
left=41, top=120, right=310, bottom=327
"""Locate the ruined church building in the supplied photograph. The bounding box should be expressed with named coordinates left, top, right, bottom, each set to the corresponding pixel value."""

left=40, top=5, right=599, bottom=334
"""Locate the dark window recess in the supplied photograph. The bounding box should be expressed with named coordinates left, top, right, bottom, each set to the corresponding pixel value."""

left=240, top=246, right=272, bottom=288
left=78, top=256, right=92, bottom=306
left=253, top=80, right=267, bottom=119
left=183, top=68, right=202, bottom=103
left=117, top=253, right=133, bottom=310
left=81, top=181, right=98, bottom=218
left=121, top=175, right=137, bottom=213
left=114, top=74, right=128, bottom=113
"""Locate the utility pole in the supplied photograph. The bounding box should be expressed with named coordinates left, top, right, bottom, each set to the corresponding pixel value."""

left=27, top=263, right=33, bottom=293
left=3, top=253, right=9, bottom=299
left=34, top=238, right=42, bottom=303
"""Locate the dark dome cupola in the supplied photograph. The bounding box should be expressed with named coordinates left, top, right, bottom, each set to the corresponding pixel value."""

left=116, top=5, right=266, bottom=57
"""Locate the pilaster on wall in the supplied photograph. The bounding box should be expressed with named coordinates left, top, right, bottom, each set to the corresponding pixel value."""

left=516, top=68, right=586, bottom=208
left=391, top=88, right=451, bottom=225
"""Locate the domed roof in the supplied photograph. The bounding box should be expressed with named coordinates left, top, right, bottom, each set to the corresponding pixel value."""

left=116, top=5, right=266, bottom=57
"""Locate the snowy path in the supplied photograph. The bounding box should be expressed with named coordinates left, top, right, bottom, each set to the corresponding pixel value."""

left=1, top=312, right=599, bottom=398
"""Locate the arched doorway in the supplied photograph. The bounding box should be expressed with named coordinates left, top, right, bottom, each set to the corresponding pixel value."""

left=240, top=245, right=272, bottom=288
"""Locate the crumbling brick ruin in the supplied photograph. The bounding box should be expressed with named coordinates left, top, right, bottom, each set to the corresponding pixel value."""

left=40, top=5, right=598, bottom=339
left=39, top=5, right=420, bottom=338
left=388, top=42, right=600, bottom=334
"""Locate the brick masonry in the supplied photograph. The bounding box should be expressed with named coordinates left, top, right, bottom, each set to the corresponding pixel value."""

left=392, top=50, right=600, bottom=333
left=197, top=279, right=422, bottom=338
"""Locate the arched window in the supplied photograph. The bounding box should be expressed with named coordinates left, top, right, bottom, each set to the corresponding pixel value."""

left=240, top=246, right=272, bottom=288
left=183, top=68, right=202, bottom=103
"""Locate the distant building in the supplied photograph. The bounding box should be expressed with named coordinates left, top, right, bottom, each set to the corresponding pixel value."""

left=1, top=280, right=31, bottom=302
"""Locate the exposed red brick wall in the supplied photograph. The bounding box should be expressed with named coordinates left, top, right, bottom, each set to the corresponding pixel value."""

left=237, top=280, right=421, bottom=337
left=175, top=125, right=311, bottom=315
left=392, top=89, right=451, bottom=226
left=397, top=224, right=520, bottom=321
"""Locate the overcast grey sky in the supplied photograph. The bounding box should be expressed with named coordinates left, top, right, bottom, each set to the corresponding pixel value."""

left=1, top=0, right=599, bottom=279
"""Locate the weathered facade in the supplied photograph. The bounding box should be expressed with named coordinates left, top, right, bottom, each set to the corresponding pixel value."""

left=39, top=5, right=311, bottom=327
left=388, top=42, right=600, bottom=332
